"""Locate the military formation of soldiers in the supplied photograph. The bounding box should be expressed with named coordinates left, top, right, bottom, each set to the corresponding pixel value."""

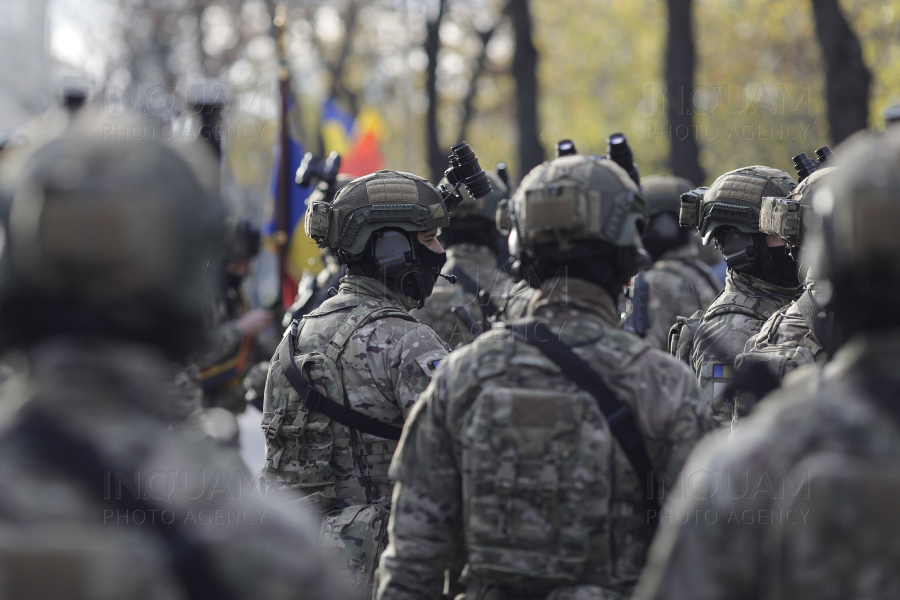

left=0, top=80, right=898, bottom=600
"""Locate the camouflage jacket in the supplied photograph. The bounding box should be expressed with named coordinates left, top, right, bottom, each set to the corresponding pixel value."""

left=262, top=275, right=447, bottom=513
left=377, top=277, right=713, bottom=600
left=0, top=337, right=348, bottom=600
left=412, top=243, right=511, bottom=349
left=633, top=333, right=900, bottom=600
left=641, top=245, right=723, bottom=352
left=683, top=270, right=797, bottom=424
left=732, top=285, right=828, bottom=422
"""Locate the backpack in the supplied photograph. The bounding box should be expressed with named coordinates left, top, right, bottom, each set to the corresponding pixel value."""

left=460, top=320, right=657, bottom=590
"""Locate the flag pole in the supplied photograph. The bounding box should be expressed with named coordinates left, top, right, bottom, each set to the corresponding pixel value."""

left=274, top=4, right=291, bottom=310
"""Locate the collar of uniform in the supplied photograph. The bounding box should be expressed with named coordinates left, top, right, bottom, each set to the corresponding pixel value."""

left=445, top=243, right=498, bottom=268
left=337, top=274, right=418, bottom=311
left=727, top=269, right=799, bottom=302
left=524, top=276, right=618, bottom=327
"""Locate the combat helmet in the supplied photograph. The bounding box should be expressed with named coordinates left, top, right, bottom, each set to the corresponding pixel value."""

left=641, top=174, right=695, bottom=261
left=305, top=170, right=450, bottom=255
left=509, top=154, right=650, bottom=289
left=642, top=174, right=694, bottom=217
left=304, top=170, right=453, bottom=303
left=0, top=113, right=223, bottom=357
left=806, top=129, right=900, bottom=334
left=680, top=166, right=797, bottom=244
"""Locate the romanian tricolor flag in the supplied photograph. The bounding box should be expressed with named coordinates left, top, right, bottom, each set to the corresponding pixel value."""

left=320, top=98, right=386, bottom=178
left=263, top=85, right=319, bottom=308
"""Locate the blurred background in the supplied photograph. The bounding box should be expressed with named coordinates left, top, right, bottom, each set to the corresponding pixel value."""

left=4, top=0, right=898, bottom=255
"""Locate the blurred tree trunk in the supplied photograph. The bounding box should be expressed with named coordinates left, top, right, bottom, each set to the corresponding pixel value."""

left=457, top=24, right=499, bottom=145
left=810, top=0, right=871, bottom=144
left=425, top=0, right=446, bottom=182
left=665, top=0, right=704, bottom=186
left=507, top=0, right=544, bottom=179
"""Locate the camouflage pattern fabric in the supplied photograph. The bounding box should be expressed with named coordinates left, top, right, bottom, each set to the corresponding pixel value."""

left=680, top=269, right=797, bottom=425
left=493, top=278, right=536, bottom=323
left=633, top=333, right=900, bottom=600
left=377, top=276, right=713, bottom=600
left=0, top=337, right=348, bottom=600
left=412, top=243, right=511, bottom=348
left=641, top=245, right=723, bottom=352
left=321, top=503, right=390, bottom=592
left=732, top=283, right=828, bottom=423
left=261, top=274, right=447, bottom=512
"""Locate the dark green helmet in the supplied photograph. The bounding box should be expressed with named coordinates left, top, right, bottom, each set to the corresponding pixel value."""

left=510, top=154, right=650, bottom=278
left=680, top=166, right=797, bottom=244
left=304, top=170, right=451, bottom=255
left=0, top=114, right=223, bottom=356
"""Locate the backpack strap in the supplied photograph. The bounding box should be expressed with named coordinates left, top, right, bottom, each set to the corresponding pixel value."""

left=276, top=303, right=413, bottom=441
left=511, top=318, right=660, bottom=530
left=10, top=406, right=235, bottom=600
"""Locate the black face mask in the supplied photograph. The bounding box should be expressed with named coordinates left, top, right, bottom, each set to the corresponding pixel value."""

left=397, top=238, right=446, bottom=302
left=764, top=245, right=801, bottom=287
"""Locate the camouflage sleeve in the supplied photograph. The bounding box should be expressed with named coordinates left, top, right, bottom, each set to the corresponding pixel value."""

left=630, top=349, right=715, bottom=482
left=377, top=364, right=464, bottom=600
left=383, top=324, right=448, bottom=417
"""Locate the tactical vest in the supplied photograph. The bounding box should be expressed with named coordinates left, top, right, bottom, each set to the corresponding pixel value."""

left=459, top=323, right=655, bottom=593
left=262, top=297, right=413, bottom=506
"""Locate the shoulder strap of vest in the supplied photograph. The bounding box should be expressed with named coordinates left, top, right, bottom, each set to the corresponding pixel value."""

left=324, top=302, right=414, bottom=363
left=704, top=292, right=774, bottom=321
left=511, top=318, right=660, bottom=530
left=9, top=407, right=235, bottom=600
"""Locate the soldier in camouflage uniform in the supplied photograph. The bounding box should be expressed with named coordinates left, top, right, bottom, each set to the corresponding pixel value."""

left=626, top=175, right=722, bottom=351
left=199, top=219, right=273, bottom=415
left=732, top=167, right=838, bottom=420
left=261, top=170, right=452, bottom=593
left=412, top=171, right=511, bottom=347
left=0, top=113, right=347, bottom=599
left=670, top=166, right=800, bottom=425
left=633, top=127, right=900, bottom=600
left=377, top=154, right=713, bottom=600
